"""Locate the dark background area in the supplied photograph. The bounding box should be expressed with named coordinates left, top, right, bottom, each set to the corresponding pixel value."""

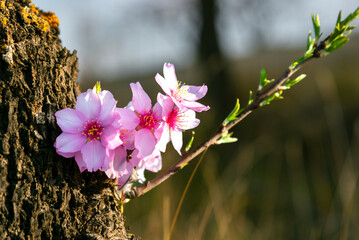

left=34, top=0, right=359, bottom=239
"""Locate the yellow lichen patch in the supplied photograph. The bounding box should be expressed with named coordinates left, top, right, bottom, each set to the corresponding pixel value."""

left=40, top=11, right=59, bottom=28
left=29, top=4, right=38, bottom=14
left=0, top=0, right=11, bottom=17
left=0, top=15, right=7, bottom=27
left=0, top=0, right=5, bottom=11
left=20, top=4, right=59, bottom=32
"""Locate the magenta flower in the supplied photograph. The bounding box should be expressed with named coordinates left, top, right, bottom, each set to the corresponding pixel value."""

left=128, top=82, right=163, bottom=159
left=155, top=63, right=210, bottom=112
left=156, top=93, right=200, bottom=155
left=54, top=88, right=118, bottom=172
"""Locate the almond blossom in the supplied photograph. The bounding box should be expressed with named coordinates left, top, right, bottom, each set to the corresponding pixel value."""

left=156, top=93, right=200, bottom=155
left=54, top=63, right=209, bottom=191
left=155, top=63, right=210, bottom=112
left=54, top=87, right=118, bottom=172
left=128, top=82, right=163, bottom=159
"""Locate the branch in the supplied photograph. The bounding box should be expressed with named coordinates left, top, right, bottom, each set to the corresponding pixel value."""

left=125, top=55, right=312, bottom=199
left=124, top=7, right=359, bottom=199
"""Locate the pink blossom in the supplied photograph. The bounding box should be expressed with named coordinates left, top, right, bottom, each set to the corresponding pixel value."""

left=155, top=63, right=210, bottom=112
left=54, top=88, right=118, bottom=172
left=129, top=82, right=163, bottom=159
left=156, top=93, right=200, bottom=155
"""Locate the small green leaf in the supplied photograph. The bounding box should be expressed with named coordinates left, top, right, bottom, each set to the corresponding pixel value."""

left=216, top=131, right=238, bottom=144
left=184, top=131, right=195, bottom=152
left=260, top=90, right=283, bottom=107
left=340, top=7, right=359, bottom=27
left=336, top=10, right=342, bottom=25
left=325, top=37, right=349, bottom=53
left=258, top=68, right=274, bottom=90
left=285, top=74, right=307, bottom=88
left=93, top=81, right=101, bottom=93
left=258, top=68, right=267, bottom=91
left=306, top=30, right=314, bottom=51
left=312, top=14, right=321, bottom=41
left=248, top=91, right=254, bottom=105
left=222, top=99, right=240, bottom=126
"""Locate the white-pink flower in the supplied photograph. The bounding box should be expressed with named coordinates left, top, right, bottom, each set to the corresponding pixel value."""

left=127, top=82, right=163, bottom=159
left=156, top=93, right=200, bottom=155
left=54, top=88, right=118, bottom=172
left=155, top=63, right=210, bottom=112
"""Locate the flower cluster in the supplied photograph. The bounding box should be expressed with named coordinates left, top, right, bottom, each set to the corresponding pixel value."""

left=54, top=63, right=209, bottom=186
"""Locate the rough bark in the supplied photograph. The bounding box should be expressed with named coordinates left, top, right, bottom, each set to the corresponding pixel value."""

left=0, top=1, right=130, bottom=239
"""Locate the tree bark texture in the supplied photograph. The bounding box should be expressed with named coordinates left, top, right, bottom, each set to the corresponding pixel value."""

left=0, top=1, right=130, bottom=239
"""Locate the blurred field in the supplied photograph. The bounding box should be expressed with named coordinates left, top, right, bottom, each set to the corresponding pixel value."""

left=81, top=36, right=359, bottom=240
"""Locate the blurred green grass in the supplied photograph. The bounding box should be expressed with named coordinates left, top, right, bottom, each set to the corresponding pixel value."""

left=81, top=36, right=359, bottom=240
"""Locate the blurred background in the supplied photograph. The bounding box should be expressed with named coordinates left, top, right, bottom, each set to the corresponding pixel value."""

left=35, top=0, right=359, bottom=239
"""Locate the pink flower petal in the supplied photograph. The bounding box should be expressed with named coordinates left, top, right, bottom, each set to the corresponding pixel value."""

left=76, top=89, right=101, bottom=119
left=102, top=148, right=114, bottom=173
left=117, top=171, right=131, bottom=187
left=122, top=129, right=136, bottom=150
left=163, top=63, right=179, bottom=90
left=180, top=100, right=210, bottom=112
left=116, top=108, right=140, bottom=130
left=101, top=125, right=123, bottom=150
left=157, top=93, right=174, bottom=120
left=184, top=85, right=208, bottom=101
left=112, top=146, right=128, bottom=173
left=54, top=132, right=86, bottom=154
left=171, top=130, right=183, bottom=155
left=81, top=140, right=106, bottom=172
left=152, top=101, right=163, bottom=122
left=143, top=149, right=162, bottom=172
left=130, top=82, right=152, bottom=114
left=179, top=109, right=200, bottom=130
left=155, top=73, right=172, bottom=97
left=74, top=152, right=87, bottom=172
left=129, top=150, right=142, bottom=167
left=156, top=123, right=170, bottom=152
left=56, top=150, right=75, bottom=158
left=55, top=108, right=84, bottom=133
left=98, top=90, right=117, bottom=125
left=135, top=128, right=156, bottom=158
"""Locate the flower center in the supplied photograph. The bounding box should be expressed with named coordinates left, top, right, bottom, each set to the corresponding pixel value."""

left=82, top=119, right=103, bottom=141
left=167, top=109, right=181, bottom=131
left=118, top=127, right=131, bottom=143
left=171, top=82, right=189, bottom=102
left=138, top=111, right=157, bottom=130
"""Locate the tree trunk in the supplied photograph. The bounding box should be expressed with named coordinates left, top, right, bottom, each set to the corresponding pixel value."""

left=0, top=1, right=130, bottom=239
left=198, top=0, right=235, bottom=117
